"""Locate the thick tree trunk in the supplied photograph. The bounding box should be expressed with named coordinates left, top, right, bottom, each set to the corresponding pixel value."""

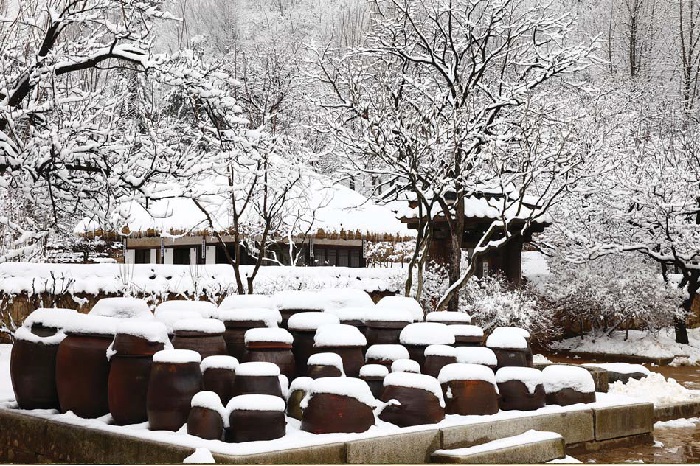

left=446, top=199, right=465, bottom=312
left=675, top=316, right=689, bottom=344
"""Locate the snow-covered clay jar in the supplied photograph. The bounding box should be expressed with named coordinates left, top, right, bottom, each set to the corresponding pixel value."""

left=485, top=330, right=532, bottom=369
left=219, top=294, right=275, bottom=311
left=359, top=364, right=389, bottom=399
left=272, top=289, right=329, bottom=329
left=423, top=345, right=459, bottom=378
left=365, top=344, right=410, bottom=370
left=300, top=377, right=378, bottom=434
left=171, top=318, right=227, bottom=359
left=232, top=362, right=284, bottom=398
left=187, top=391, right=225, bottom=441
left=286, top=377, right=313, bottom=420
left=391, top=358, right=421, bottom=374
left=287, top=312, right=339, bottom=377
left=399, top=322, right=455, bottom=371
left=495, top=366, right=545, bottom=411
left=375, top=295, right=425, bottom=322
left=425, top=311, right=472, bottom=326
left=438, top=363, right=499, bottom=416
left=364, top=308, right=414, bottom=346
left=108, top=320, right=170, bottom=425
left=541, top=365, right=596, bottom=406
left=215, top=308, right=282, bottom=361
left=317, top=288, right=374, bottom=312
left=378, top=372, right=446, bottom=427
left=11, top=326, right=66, bottom=410
left=226, top=394, right=286, bottom=442
left=201, top=355, right=239, bottom=405
left=307, top=352, right=345, bottom=379
left=22, top=307, right=77, bottom=337
left=147, top=349, right=203, bottom=431
left=156, top=300, right=217, bottom=319
left=89, top=297, right=153, bottom=320
left=450, top=324, right=485, bottom=347
left=454, top=347, right=498, bottom=371
left=324, top=305, right=374, bottom=335
left=313, top=324, right=367, bottom=377
left=55, top=314, right=117, bottom=418
left=243, top=327, right=296, bottom=378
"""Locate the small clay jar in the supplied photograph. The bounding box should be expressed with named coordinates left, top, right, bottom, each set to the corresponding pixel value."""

left=379, top=372, right=445, bottom=427
left=147, top=349, right=203, bottom=431
left=450, top=325, right=485, bottom=347
left=10, top=327, right=65, bottom=410
left=172, top=319, right=227, bottom=359
left=307, top=352, right=345, bottom=379
left=542, top=365, right=596, bottom=406
left=187, top=391, right=225, bottom=440
left=438, top=363, right=499, bottom=416
left=365, top=344, right=410, bottom=370
left=454, top=347, right=498, bottom=372
left=233, top=362, right=284, bottom=398
left=201, top=355, right=238, bottom=405
left=243, top=328, right=296, bottom=379
left=273, top=289, right=327, bottom=329
left=286, top=377, right=313, bottom=420
left=226, top=395, right=286, bottom=442
left=216, top=308, right=282, bottom=360
left=400, top=323, right=455, bottom=372
left=314, top=324, right=367, bottom=377
left=359, top=364, right=389, bottom=399
left=546, top=388, right=596, bottom=406
left=496, top=367, right=545, bottom=411
left=365, top=320, right=410, bottom=346
left=301, top=387, right=376, bottom=433
left=288, top=312, right=339, bottom=377
left=425, top=311, right=472, bottom=326
left=487, top=328, right=533, bottom=368
left=423, top=345, right=458, bottom=378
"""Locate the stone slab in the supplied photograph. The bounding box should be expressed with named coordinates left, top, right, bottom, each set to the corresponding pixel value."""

left=345, top=429, right=441, bottom=464
left=441, top=409, right=594, bottom=449
left=594, top=403, right=653, bottom=441
left=213, top=443, right=346, bottom=464
left=654, top=400, right=700, bottom=422
left=432, top=432, right=565, bottom=464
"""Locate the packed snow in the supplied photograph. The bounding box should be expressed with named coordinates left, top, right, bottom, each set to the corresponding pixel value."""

left=608, top=372, right=699, bottom=405
left=154, top=309, right=203, bottom=333
left=375, top=295, right=423, bottom=321
left=316, top=288, right=374, bottom=310
left=219, top=294, right=274, bottom=311
left=541, top=365, right=595, bottom=393
left=300, top=377, right=378, bottom=409
left=191, top=391, right=225, bottom=416
left=22, top=307, right=78, bottom=329
left=366, top=344, right=409, bottom=362
left=455, top=347, right=497, bottom=366
left=13, top=326, right=66, bottom=345
left=495, top=367, right=543, bottom=394
left=115, top=320, right=170, bottom=343
left=438, top=363, right=497, bottom=386
left=433, top=430, right=561, bottom=456
left=155, top=300, right=217, bottom=318
left=172, top=318, right=226, bottom=334
left=391, top=359, right=421, bottom=373
left=449, top=324, right=484, bottom=337
left=424, top=344, right=457, bottom=357
left=307, top=352, right=345, bottom=373
left=383, top=372, right=445, bottom=407
left=324, top=306, right=374, bottom=323
left=153, top=349, right=202, bottom=364
left=200, top=355, right=239, bottom=372
left=235, top=362, right=280, bottom=377
left=360, top=364, right=389, bottom=378
left=399, top=322, right=455, bottom=346
left=183, top=448, right=215, bottom=464
left=655, top=417, right=700, bottom=429
left=287, top=312, right=339, bottom=331
left=272, top=290, right=328, bottom=311
left=89, top=297, right=153, bottom=319
left=491, top=326, right=530, bottom=340
left=363, top=308, right=413, bottom=323
left=288, top=377, right=314, bottom=394
left=425, top=311, right=471, bottom=324
left=485, top=332, right=528, bottom=349
left=214, top=308, right=281, bottom=327
left=60, top=314, right=118, bottom=336
left=226, top=394, right=286, bottom=412
left=244, top=327, right=294, bottom=345
left=314, top=324, right=367, bottom=347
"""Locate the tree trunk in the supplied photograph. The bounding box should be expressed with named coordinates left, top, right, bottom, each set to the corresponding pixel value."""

left=446, top=199, right=465, bottom=312
left=675, top=316, right=689, bottom=344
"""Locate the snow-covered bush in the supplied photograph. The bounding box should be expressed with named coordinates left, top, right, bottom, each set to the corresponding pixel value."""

left=535, top=255, right=684, bottom=339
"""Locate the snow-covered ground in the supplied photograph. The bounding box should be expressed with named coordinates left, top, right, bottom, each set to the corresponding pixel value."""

left=0, top=344, right=12, bottom=401
left=551, top=328, right=700, bottom=363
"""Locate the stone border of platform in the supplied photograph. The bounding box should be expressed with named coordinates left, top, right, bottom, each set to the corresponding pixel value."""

left=0, top=400, right=660, bottom=464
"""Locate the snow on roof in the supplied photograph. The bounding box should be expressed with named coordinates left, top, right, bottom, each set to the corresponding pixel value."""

left=383, top=372, right=445, bottom=407
left=495, top=367, right=543, bottom=394
left=226, top=394, right=286, bottom=412
left=300, top=377, right=378, bottom=409
left=314, top=324, right=367, bottom=347
left=438, top=363, right=496, bottom=386
left=366, top=344, right=409, bottom=361
left=235, top=361, right=281, bottom=377
left=172, top=318, right=225, bottom=334
left=360, top=364, right=389, bottom=378
left=214, top=308, right=282, bottom=327
left=61, top=313, right=118, bottom=336
left=316, top=288, right=374, bottom=310
left=273, top=290, right=328, bottom=311
left=324, top=306, right=375, bottom=323
left=450, top=325, right=484, bottom=337
left=455, top=347, right=497, bottom=366
left=376, top=296, right=423, bottom=321
left=23, top=307, right=78, bottom=329
left=391, top=359, right=420, bottom=373
left=201, top=355, right=239, bottom=372
left=485, top=332, right=528, bottom=349
left=89, top=297, right=152, bottom=320
left=219, top=294, right=274, bottom=311
left=307, top=352, right=345, bottom=374
left=153, top=348, right=202, bottom=364
left=541, top=365, right=595, bottom=394
left=287, top=312, right=339, bottom=331
left=245, top=327, right=294, bottom=345
left=154, top=300, right=217, bottom=318
left=115, top=320, right=169, bottom=343
left=424, top=344, right=457, bottom=357
left=400, top=322, right=455, bottom=346
left=14, top=326, right=66, bottom=345
left=425, top=311, right=471, bottom=324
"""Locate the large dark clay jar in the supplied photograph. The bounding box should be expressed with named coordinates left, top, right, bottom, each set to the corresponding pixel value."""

left=147, top=350, right=202, bottom=431
left=442, top=379, right=500, bottom=416
left=379, top=384, right=445, bottom=427
left=187, top=406, right=224, bottom=440
left=10, top=328, right=64, bottom=410
left=244, top=341, right=296, bottom=379
left=221, top=319, right=268, bottom=361
left=497, top=380, right=546, bottom=411
left=546, top=388, right=596, bottom=406
left=226, top=394, right=286, bottom=443
left=202, top=368, right=237, bottom=405
left=172, top=330, right=227, bottom=359
left=301, top=393, right=375, bottom=434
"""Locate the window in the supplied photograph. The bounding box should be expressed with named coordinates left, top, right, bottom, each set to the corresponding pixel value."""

left=134, top=249, right=149, bottom=264
left=338, top=248, right=349, bottom=267
left=173, top=248, right=191, bottom=265
left=313, top=246, right=363, bottom=268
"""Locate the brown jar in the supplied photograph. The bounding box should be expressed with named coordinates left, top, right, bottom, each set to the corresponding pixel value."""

left=233, top=362, right=284, bottom=398
left=438, top=363, right=499, bottom=416
left=288, top=312, right=339, bottom=377
left=55, top=315, right=117, bottom=418
left=365, top=344, right=410, bottom=370
left=273, top=290, right=327, bottom=329
left=314, top=324, right=367, bottom=377
left=201, top=355, right=238, bottom=405
left=301, top=386, right=376, bottom=433
left=487, top=329, right=533, bottom=369
left=359, top=364, right=389, bottom=399
left=365, top=321, right=409, bottom=346
left=495, top=367, right=545, bottom=411
left=379, top=373, right=445, bottom=427
left=542, top=365, right=596, bottom=406
left=147, top=349, right=203, bottom=431
left=400, top=323, right=455, bottom=372
left=226, top=394, right=286, bottom=442
left=216, top=308, right=282, bottom=360
left=286, top=377, right=313, bottom=420
left=423, top=345, right=458, bottom=378
left=450, top=325, right=485, bottom=347
left=187, top=391, right=225, bottom=440
left=10, top=327, right=65, bottom=410
left=172, top=318, right=227, bottom=359
left=307, top=352, right=345, bottom=379
left=243, top=328, right=296, bottom=378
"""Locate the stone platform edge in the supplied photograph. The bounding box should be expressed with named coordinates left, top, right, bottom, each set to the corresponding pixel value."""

left=0, top=403, right=654, bottom=464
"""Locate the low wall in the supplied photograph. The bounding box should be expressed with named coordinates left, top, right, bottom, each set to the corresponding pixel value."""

left=0, top=402, right=654, bottom=464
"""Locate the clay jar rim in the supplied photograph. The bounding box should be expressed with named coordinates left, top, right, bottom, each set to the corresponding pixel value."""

left=63, top=331, right=115, bottom=339
left=222, top=319, right=269, bottom=329
left=30, top=323, right=60, bottom=337
left=246, top=340, right=293, bottom=350
left=174, top=330, right=224, bottom=337
left=364, top=320, right=410, bottom=329
left=112, top=333, right=166, bottom=356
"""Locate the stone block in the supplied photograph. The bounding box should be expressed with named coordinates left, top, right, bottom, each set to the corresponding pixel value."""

left=431, top=431, right=565, bottom=464
left=581, top=366, right=609, bottom=393
left=594, top=403, right=653, bottom=441
left=214, top=443, right=346, bottom=464
left=654, top=401, right=700, bottom=422
left=441, top=409, right=594, bottom=449
left=345, top=429, right=442, bottom=464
